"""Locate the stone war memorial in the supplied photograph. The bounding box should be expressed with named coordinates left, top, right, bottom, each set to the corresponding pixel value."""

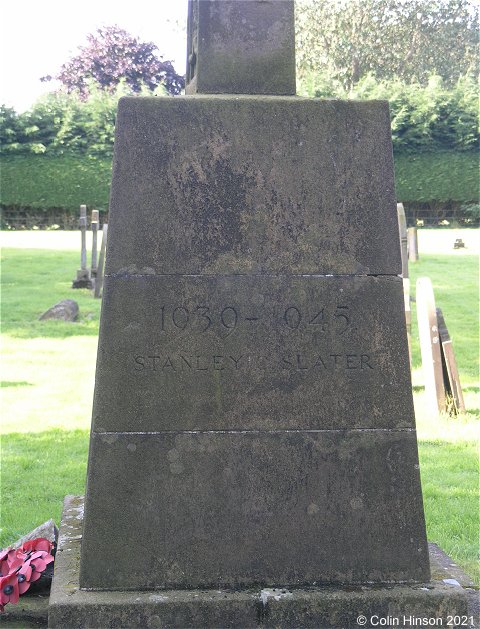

left=49, top=2, right=468, bottom=627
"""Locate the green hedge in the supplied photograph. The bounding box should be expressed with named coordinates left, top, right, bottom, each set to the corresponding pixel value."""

left=0, top=154, right=111, bottom=211
left=0, top=150, right=477, bottom=214
left=394, top=151, right=478, bottom=203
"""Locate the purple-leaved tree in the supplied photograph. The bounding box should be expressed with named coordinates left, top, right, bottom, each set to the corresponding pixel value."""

left=42, top=26, right=185, bottom=97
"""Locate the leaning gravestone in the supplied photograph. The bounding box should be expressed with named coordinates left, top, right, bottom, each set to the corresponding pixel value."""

left=416, top=277, right=446, bottom=416
left=49, top=2, right=467, bottom=626
left=436, top=307, right=466, bottom=415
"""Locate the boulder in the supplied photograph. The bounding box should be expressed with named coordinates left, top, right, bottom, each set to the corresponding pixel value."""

left=39, top=300, right=79, bottom=322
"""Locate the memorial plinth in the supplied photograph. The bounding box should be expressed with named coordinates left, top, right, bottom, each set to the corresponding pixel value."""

left=74, top=95, right=429, bottom=591
left=48, top=2, right=468, bottom=626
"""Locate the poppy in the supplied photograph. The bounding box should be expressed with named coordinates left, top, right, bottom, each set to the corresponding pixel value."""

left=0, top=549, right=17, bottom=566
left=16, top=563, right=32, bottom=595
left=0, top=557, right=21, bottom=577
left=26, top=551, right=54, bottom=582
left=0, top=574, right=19, bottom=605
left=21, top=539, right=52, bottom=554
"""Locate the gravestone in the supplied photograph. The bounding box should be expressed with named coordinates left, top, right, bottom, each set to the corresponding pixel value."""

left=436, top=307, right=466, bottom=414
left=93, top=223, right=108, bottom=299
left=50, top=2, right=468, bottom=626
left=416, top=277, right=446, bottom=416
left=90, top=209, right=99, bottom=278
left=72, top=205, right=93, bottom=289
left=397, top=203, right=408, bottom=278
left=397, top=203, right=412, bottom=363
left=408, top=226, right=419, bottom=261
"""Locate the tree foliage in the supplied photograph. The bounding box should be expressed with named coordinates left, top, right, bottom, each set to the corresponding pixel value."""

left=355, top=75, right=479, bottom=152
left=296, top=0, right=479, bottom=91
left=0, top=85, right=122, bottom=157
left=41, top=26, right=184, bottom=97
left=3, top=74, right=476, bottom=157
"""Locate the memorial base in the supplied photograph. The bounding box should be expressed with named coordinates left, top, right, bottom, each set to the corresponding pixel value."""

left=72, top=270, right=93, bottom=289
left=48, top=497, right=470, bottom=629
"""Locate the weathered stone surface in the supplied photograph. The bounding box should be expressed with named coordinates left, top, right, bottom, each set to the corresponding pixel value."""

left=106, top=96, right=400, bottom=276
left=74, top=93, right=429, bottom=596
left=92, top=274, right=414, bottom=432
left=185, top=0, right=295, bottom=96
left=80, top=431, right=428, bottom=590
left=49, top=497, right=468, bottom=629
left=39, top=300, right=79, bottom=321
left=429, top=543, right=476, bottom=588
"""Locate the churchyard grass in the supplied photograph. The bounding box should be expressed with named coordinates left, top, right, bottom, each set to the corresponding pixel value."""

left=1, top=229, right=478, bottom=582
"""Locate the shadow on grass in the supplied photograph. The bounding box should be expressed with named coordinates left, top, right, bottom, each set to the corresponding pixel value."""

left=1, top=429, right=89, bottom=547
left=3, top=319, right=100, bottom=340
left=1, top=381, right=33, bottom=388
left=465, top=409, right=480, bottom=419
left=412, top=385, right=425, bottom=392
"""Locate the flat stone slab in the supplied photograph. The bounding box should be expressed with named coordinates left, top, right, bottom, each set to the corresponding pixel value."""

left=81, top=431, right=428, bottom=589
left=2, top=547, right=475, bottom=628
left=106, top=96, right=400, bottom=276
left=49, top=496, right=469, bottom=629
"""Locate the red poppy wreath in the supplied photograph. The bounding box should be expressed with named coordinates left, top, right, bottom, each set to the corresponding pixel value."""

left=0, top=538, right=54, bottom=612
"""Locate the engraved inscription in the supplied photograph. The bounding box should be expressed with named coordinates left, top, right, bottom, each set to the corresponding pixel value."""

left=133, top=353, right=374, bottom=373
left=155, top=303, right=353, bottom=336
left=127, top=296, right=379, bottom=377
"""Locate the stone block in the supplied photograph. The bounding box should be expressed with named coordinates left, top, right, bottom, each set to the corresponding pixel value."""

left=106, top=96, right=400, bottom=276
left=92, top=274, right=414, bottom=432
left=80, top=431, right=428, bottom=590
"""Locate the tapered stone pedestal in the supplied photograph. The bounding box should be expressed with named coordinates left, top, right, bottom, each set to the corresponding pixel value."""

left=50, top=92, right=439, bottom=628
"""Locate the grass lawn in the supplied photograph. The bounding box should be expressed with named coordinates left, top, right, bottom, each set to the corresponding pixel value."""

left=1, top=229, right=479, bottom=583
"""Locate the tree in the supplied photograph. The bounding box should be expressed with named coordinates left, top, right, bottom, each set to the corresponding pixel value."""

left=296, top=0, right=479, bottom=92
left=42, top=26, right=184, bottom=97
